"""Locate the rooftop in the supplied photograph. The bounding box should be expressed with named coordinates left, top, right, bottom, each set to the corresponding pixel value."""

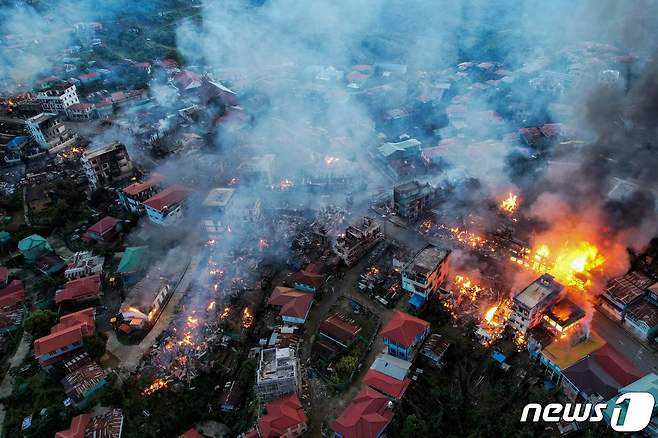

left=542, top=332, right=606, bottom=370
left=332, top=387, right=394, bottom=438
left=363, top=368, right=410, bottom=399
left=379, top=310, right=429, bottom=346
left=116, top=246, right=147, bottom=274
left=143, top=185, right=192, bottom=211
left=604, top=272, right=655, bottom=305
left=267, top=287, right=314, bottom=320
left=87, top=216, right=120, bottom=236
left=543, top=298, right=586, bottom=329
left=203, top=187, right=235, bottom=208
left=55, top=275, right=101, bottom=305
left=405, top=245, right=449, bottom=275
left=83, top=142, right=126, bottom=160
left=319, top=313, right=362, bottom=345
left=370, top=353, right=412, bottom=381
left=626, top=299, right=658, bottom=329
left=122, top=174, right=164, bottom=196
left=257, top=394, right=307, bottom=438
left=34, top=308, right=95, bottom=357
left=514, top=274, right=563, bottom=309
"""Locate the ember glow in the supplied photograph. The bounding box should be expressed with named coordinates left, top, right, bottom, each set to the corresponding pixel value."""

left=324, top=155, right=340, bottom=165
left=258, top=238, right=269, bottom=250
left=499, top=192, right=519, bottom=214
left=220, top=307, right=230, bottom=320
left=207, top=301, right=216, bottom=311
left=240, top=307, right=254, bottom=328
left=142, top=378, right=169, bottom=396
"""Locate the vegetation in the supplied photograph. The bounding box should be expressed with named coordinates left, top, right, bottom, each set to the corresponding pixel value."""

left=83, top=332, right=108, bottom=359
left=23, top=309, right=58, bottom=338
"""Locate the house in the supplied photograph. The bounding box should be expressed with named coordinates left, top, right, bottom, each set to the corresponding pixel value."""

left=201, top=188, right=235, bottom=239
left=290, top=262, right=326, bottom=292
left=561, top=344, right=643, bottom=403
left=334, top=217, right=383, bottom=266
left=319, top=314, right=362, bottom=348
left=255, top=348, right=300, bottom=403
left=18, top=234, right=52, bottom=263
left=363, top=365, right=410, bottom=400
left=33, top=308, right=95, bottom=368
left=55, top=275, right=102, bottom=305
left=36, top=81, right=79, bottom=113
left=539, top=331, right=606, bottom=383
left=119, top=173, right=165, bottom=213
left=599, top=272, right=654, bottom=321
left=64, top=251, right=104, bottom=280
left=82, top=216, right=120, bottom=243
left=377, top=138, right=421, bottom=162
left=603, top=373, right=658, bottom=436
left=116, top=246, right=148, bottom=285
left=401, top=244, right=450, bottom=309
left=419, top=333, right=450, bottom=368
left=26, top=113, right=77, bottom=153
left=541, top=298, right=586, bottom=336
left=255, top=394, right=308, bottom=438
left=509, top=274, right=563, bottom=334
left=61, top=353, right=107, bottom=407
left=66, top=102, right=95, bottom=120
left=143, top=185, right=193, bottom=226
left=624, top=298, right=658, bottom=341
left=393, top=180, right=434, bottom=223
left=0, top=279, right=26, bottom=334
left=81, top=142, right=134, bottom=190
left=219, top=381, right=244, bottom=412
left=332, top=387, right=394, bottom=438
left=267, top=287, right=314, bottom=325
left=379, top=311, right=430, bottom=360
left=56, top=408, right=124, bottom=438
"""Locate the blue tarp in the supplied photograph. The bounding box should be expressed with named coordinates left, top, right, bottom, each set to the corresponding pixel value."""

left=6, top=136, right=28, bottom=150
left=408, top=293, right=425, bottom=309
left=544, top=380, right=556, bottom=390
left=492, top=351, right=507, bottom=364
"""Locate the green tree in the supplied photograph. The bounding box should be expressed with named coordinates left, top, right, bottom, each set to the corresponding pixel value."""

left=24, top=309, right=58, bottom=338
left=336, top=355, right=358, bottom=376
left=400, top=414, right=428, bottom=438
left=84, top=332, right=108, bottom=359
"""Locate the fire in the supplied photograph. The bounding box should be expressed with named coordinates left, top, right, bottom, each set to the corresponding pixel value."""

left=499, top=192, right=519, bottom=214
left=449, top=227, right=490, bottom=250
left=484, top=305, right=498, bottom=323
left=143, top=378, right=169, bottom=396
left=241, top=307, right=254, bottom=328
left=324, top=155, right=340, bottom=165
left=229, top=177, right=239, bottom=185
left=258, top=239, right=269, bottom=250
left=278, top=179, right=293, bottom=190
left=220, top=307, right=230, bottom=320
left=207, top=301, right=216, bottom=311
left=187, top=316, right=199, bottom=329
left=478, top=298, right=513, bottom=346
left=454, top=275, right=484, bottom=302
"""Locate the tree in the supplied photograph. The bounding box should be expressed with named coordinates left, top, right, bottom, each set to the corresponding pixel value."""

left=24, top=309, right=58, bottom=338
left=84, top=332, right=108, bottom=359
left=336, top=355, right=358, bottom=376
left=400, top=414, right=428, bottom=438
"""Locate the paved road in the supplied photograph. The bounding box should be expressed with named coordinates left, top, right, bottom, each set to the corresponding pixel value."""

left=592, top=310, right=658, bottom=374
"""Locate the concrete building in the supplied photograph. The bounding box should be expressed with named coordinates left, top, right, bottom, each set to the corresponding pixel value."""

left=119, top=173, right=165, bottom=214
left=64, top=251, right=104, bottom=280
left=510, top=274, right=563, bottom=334
left=599, top=272, right=654, bottom=322
left=202, top=188, right=235, bottom=240
left=255, top=347, right=300, bottom=403
left=334, top=216, right=383, bottom=266
left=623, top=298, right=658, bottom=341
left=380, top=311, right=430, bottom=361
left=66, top=102, right=95, bottom=120
left=26, top=113, right=77, bottom=153
left=143, top=185, right=193, bottom=226
left=401, top=244, right=450, bottom=309
left=393, top=180, right=434, bottom=223
left=36, top=81, right=79, bottom=113
left=81, top=142, right=133, bottom=190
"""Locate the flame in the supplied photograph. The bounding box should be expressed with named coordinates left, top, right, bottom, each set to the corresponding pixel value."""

left=527, top=241, right=605, bottom=290
left=143, top=378, right=168, bottom=396
left=324, top=155, right=340, bottom=165
left=207, top=301, right=216, bottom=311
left=484, top=305, right=498, bottom=324
left=499, top=192, right=519, bottom=214
left=241, top=307, right=254, bottom=328
left=278, top=179, right=293, bottom=190
left=220, top=307, right=230, bottom=320
left=258, top=239, right=269, bottom=250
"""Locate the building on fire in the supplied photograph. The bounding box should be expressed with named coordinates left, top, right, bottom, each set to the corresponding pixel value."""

left=510, top=274, right=563, bottom=334
left=255, top=347, right=301, bottom=403
left=401, top=244, right=450, bottom=309
left=334, top=216, right=383, bottom=267
left=81, top=142, right=134, bottom=190
left=119, top=173, right=165, bottom=214
left=26, top=112, right=78, bottom=153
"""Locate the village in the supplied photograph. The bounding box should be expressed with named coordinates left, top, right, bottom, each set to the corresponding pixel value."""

left=1, top=1, right=658, bottom=438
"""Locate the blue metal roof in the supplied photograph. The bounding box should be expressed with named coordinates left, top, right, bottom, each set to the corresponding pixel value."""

left=408, top=293, right=425, bottom=309
left=492, top=351, right=507, bottom=364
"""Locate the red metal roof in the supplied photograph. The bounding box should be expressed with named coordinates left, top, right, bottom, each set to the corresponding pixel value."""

left=258, top=394, right=307, bottom=438
left=268, top=287, right=313, bottom=320
left=143, top=185, right=192, bottom=211
left=55, top=275, right=101, bottom=305
left=123, top=173, right=164, bottom=196
left=320, top=314, right=362, bottom=345
left=379, top=310, right=430, bottom=346
left=0, top=267, right=8, bottom=284
left=179, top=429, right=204, bottom=438
left=34, top=308, right=95, bottom=357
left=0, top=279, right=25, bottom=307
left=67, top=103, right=93, bottom=111
left=363, top=369, right=410, bottom=399
left=87, top=216, right=120, bottom=236
left=55, top=414, right=91, bottom=438
left=332, top=387, right=394, bottom=438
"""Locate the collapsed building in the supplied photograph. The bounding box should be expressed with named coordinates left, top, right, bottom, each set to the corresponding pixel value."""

left=26, top=112, right=77, bottom=153
left=334, top=216, right=383, bottom=266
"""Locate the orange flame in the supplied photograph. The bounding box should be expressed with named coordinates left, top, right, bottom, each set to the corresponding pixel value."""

left=499, top=192, right=519, bottom=214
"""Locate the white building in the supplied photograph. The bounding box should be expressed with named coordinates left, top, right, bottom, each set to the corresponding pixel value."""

left=401, top=245, right=450, bottom=309
left=26, top=113, right=77, bottom=153
left=255, top=347, right=300, bottom=403
left=510, top=274, right=563, bottom=334
left=36, top=82, right=79, bottom=113
left=143, top=185, right=192, bottom=226
left=64, top=251, right=105, bottom=280
left=80, top=142, right=133, bottom=190
left=334, top=216, right=383, bottom=266
left=202, top=188, right=235, bottom=240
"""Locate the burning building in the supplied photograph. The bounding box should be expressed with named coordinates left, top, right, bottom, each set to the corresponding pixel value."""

left=393, top=180, right=434, bottom=223
left=334, top=216, right=383, bottom=266
left=401, top=244, right=450, bottom=309
left=111, top=255, right=190, bottom=334
left=119, top=173, right=165, bottom=214
left=26, top=112, right=77, bottom=153
left=509, top=274, right=563, bottom=334
left=81, top=142, right=134, bottom=190
left=541, top=298, right=586, bottom=337
left=201, top=188, right=235, bottom=240
left=255, top=347, right=300, bottom=403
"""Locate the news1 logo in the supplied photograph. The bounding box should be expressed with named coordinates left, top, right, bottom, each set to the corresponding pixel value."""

left=520, top=392, right=655, bottom=432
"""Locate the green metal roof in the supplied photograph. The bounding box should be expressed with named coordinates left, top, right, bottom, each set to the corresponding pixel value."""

left=117, top=246, right=147, bottom=273
left=18, top=234, right=49, bottom=251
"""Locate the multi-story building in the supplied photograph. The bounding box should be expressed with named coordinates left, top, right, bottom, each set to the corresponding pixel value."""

left=36, top=81, right=79, bottom=113
left=393, top=180, right=434, bottom=223
left=510, top=274, right=563, bottom=334
left=255, top=347, right=300, bottom=403
left=334, top=216, right=383, bottom=266
left=119, top=173, right=165, bottom=214
left=599, top=272, right=655, bottom=322
left=201, top=188, right=235, bottom=240
left=33, top=308, right=95, bottom=368
left=143, top=185, right=192, bottom=226
left=26, top=113, right=77, bottom=153
left=379, top=310, right=430, bottom=361
left=401, top=244, right=450, bottom=309
left=64, top=251, right=104, bottom=280
left=65, top=102, right=95, bottom=120
left=81, top=142, right=133, bottom=190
